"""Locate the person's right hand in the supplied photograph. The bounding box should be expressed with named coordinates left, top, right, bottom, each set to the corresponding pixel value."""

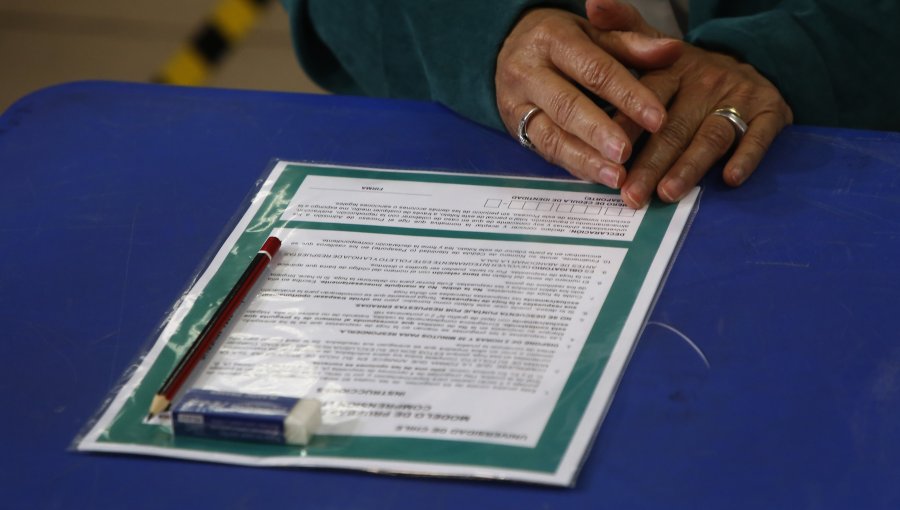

left=586, top=0, right=793, bottom=208
left=495, top=8, right=682, bottom=189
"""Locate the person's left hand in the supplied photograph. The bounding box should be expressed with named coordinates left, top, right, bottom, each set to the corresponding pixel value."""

left=495, top=8, right=683, bottom=189
left=586, top=0, right=794, bottom=208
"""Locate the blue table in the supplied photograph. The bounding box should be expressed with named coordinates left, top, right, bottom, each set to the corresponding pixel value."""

left=2, top=81, right=899, bottom=509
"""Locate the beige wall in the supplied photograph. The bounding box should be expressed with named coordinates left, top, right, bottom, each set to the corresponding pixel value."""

left=0, top=0, right=325, bottom=112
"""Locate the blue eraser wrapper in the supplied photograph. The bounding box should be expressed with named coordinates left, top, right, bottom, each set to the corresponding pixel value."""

left=173, top=389, right=321, bottom=445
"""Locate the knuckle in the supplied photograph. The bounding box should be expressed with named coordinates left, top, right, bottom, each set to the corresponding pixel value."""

left=567, top=150, right=595, bottom=180
left=496, top=97, right=515, bottom=119
left=497, top=94, right=521, bottom=117
left=529, top=19, right=563, bottom=49
left=697, top=68, right=729, bottom=91
left=697, top=123, right=734, bottom=152
left=579, top=57, right=617, bottom=93
left=734, top=62, right=760, bottom=80
left=656, top=116, right=694, bottom=152
left=765, top=95, right=793, bottom=126
left=585, top=121, right=601, bottom=146
left=499, top=57, right=531, bottom=83
left=731, top=82, right=757, bottom=103
left=674, top=158, right=703, bottom=180
left=616, top=86, right=644, bottom=116
left=547, top=90, right=580, bottom=128
left=780, top=102, right=794, bottom=124
left=741, top=132, right=769, bottom=154
left=755, top=86, right=783, bottom=106
left=536, top=124, right=564, bottom=162
left=494, top=60, right=517, bottom=85
left=637, top=154, right=668, bottom=177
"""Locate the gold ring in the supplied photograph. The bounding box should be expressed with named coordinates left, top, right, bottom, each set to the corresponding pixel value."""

left=711, top=106, right=748, bottom=140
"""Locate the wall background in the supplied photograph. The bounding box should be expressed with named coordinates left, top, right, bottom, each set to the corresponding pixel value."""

left=0, top=0, right=325, bottom=112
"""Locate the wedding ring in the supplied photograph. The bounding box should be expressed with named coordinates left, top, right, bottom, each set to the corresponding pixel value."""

left=517, top=106, right=541, bottom=150
left=711, top=106, right=748, bottom=142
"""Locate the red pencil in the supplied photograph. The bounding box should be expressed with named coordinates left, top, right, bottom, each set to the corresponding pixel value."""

left=147, top=236, right=281, bottom=418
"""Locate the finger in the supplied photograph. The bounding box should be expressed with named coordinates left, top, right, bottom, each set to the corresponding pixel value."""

left=585, top=0, right=666, bottom=37
left=547, top=27, right=668, bottom=133
left=613, top=70, right=680, bottom=144
left=656, top=111, right=739, bottom=202
left=525, top=68, right=633, bottom=163
left=621, top=96, right=708, bottom=208
left=721, top=111, right=785, bottom=186
left=521, top=106, right=626, bottom=188
left=583, top=28, right=683, bottom=70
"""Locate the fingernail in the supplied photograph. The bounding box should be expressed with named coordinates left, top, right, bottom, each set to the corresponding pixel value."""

left=598, top=166, right=621, bottom=189
left=650, top=38, right=682, bottom=50
left=643, top=108, right=664, bottom=132
left=623, top=181, right=649, bottom=208
left=729, top=166, right=746, bottom=185
left=636, top=36, right=679, bottom=52
left=603, top=138, right=627, bottom=164
left=660, top=177, right=687, bottom=202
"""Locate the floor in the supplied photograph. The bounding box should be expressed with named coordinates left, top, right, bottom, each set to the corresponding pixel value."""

left=0, top=0, right=325, bottom=113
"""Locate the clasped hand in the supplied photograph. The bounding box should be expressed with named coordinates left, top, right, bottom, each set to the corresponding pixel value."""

left=495, top=0, right=792, bottom=208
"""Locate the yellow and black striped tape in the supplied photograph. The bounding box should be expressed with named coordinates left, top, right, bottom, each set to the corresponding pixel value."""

left=153, top=0, right=273, bottom=86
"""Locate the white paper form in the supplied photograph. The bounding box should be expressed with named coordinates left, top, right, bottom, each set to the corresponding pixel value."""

left=78, top=161, right=699, bottom=486
left=285, top=175, right=646, bottom=240
left=197, top=230, right=626, bottom=447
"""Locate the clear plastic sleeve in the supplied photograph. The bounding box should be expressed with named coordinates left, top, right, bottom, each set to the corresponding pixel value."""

left=74, top=159, right=700, bottom=487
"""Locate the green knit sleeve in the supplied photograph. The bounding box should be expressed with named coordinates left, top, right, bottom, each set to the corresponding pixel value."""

left=686, top=1, right=900, bottom=130
left=279, top=0, right=583, bottom=131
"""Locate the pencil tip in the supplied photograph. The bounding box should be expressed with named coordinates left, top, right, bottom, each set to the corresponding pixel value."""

left=148, top=394, right=171, bottom=419
left=146, top=412, right=155, bottom=421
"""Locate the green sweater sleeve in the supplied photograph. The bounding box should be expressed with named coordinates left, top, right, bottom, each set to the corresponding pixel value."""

left=686, top=0, right=900, bottom=130
left=279, top=0, right=583, bottom=131
left=281, top=0, right=899, bottom=132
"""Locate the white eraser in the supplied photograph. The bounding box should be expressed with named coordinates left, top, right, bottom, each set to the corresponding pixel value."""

left=172, top=389, right=321, bottom=446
